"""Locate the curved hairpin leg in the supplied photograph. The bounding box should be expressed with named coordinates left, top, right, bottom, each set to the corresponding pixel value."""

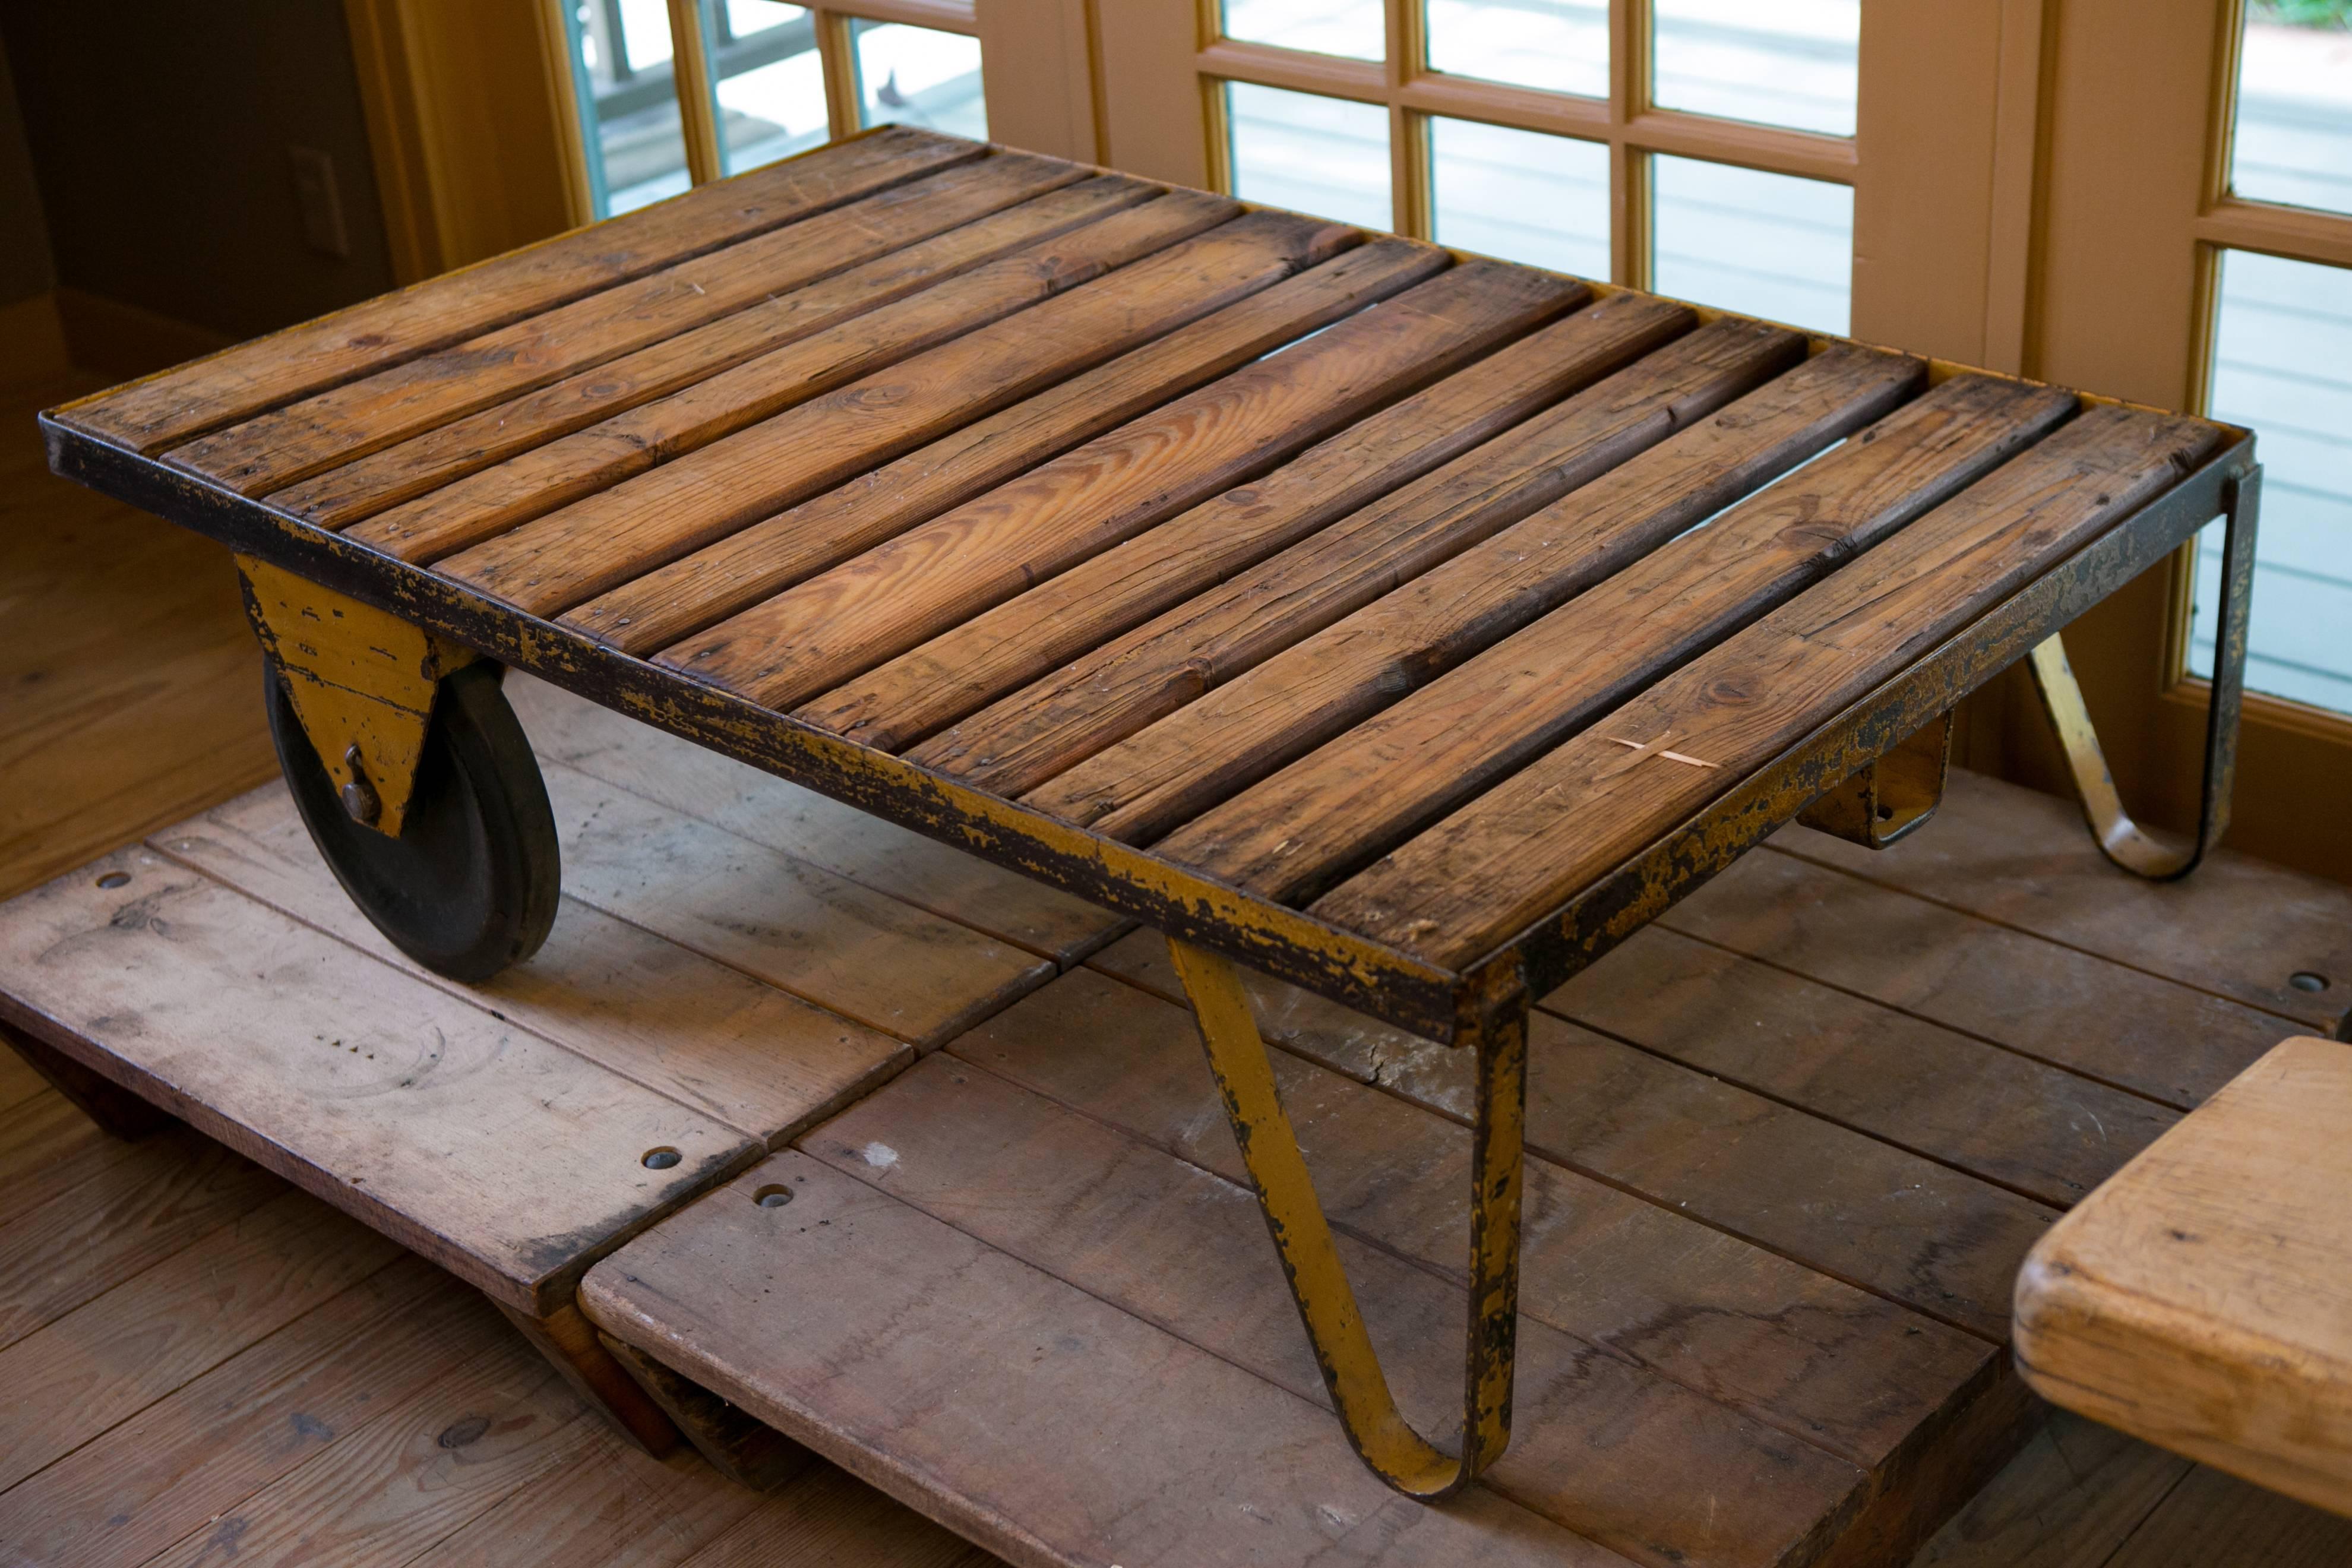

left=1168, top=940, right=1526, bottom=1500
left=2026, top=466, right=2261, bottom=882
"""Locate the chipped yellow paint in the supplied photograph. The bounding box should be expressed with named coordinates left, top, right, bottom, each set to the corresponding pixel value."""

left=236, top=555, right=476, bottom=836
left=1797, top=710, right=1954, bottom=849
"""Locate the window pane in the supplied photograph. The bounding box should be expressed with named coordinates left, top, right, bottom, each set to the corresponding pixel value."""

left=1424, top=0, right=1607, bottom=99
left=2232, top=4, right=2352, bottom=216
left=1650, top=154, right=1851, bottom=333
left=1430, top=118, right=1607, bottom=277
left=1222, top=0, right=1385, bottom=62
left=852, top=21, right=987, bottom=141
left=1652, top=0, right=1859, bottom=138
left=2190, top=250, right=2352, bottom=715
left=1226, top=83, right=1392, bottom=230
left=713, top=2, right=829, bottom=176
left=560, top=0, right=694, bottom=216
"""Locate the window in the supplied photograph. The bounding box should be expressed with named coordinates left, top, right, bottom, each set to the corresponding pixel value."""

left=553, top=0, right=985, bottom=220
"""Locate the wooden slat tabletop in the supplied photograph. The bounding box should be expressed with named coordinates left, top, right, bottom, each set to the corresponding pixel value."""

left=44, top=127, right=2246, bottom=1036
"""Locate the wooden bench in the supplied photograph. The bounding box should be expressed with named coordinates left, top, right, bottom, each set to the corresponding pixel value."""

left=37, top=124, right=2268, bottom=1501
left=2016, top=1034, right=2352, bottom=1519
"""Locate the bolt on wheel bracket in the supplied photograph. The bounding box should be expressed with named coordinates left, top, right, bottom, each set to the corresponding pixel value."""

left=1798, top=710, right=1955, bottom=850
left=236, top=555, right=478, bottom=837
left=1169, top=938, right=1528, bottom=1499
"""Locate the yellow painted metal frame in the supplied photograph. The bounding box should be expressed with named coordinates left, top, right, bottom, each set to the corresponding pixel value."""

left=1797, top=710, right=1955, bottom=850
left=1169, top=938, right=1527, bottom=1499
left=236, top=555, right=477, bottom=837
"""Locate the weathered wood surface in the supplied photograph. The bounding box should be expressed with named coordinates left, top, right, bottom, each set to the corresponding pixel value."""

left=169, top=154, right=1104, bottom=497
left=0, top=846, right=757, bottom=1313
left=1320, top=407, right=2224, bottom=968
left=273, top=175, right=1179, bottom=529
left=53, top=128, right=979, bottom=455
left=2016, top=1035, right=2352, bottom=1518
left=419, top=214, right=1370, bottom=603
left=912, top=314, right=1801, bottom=798
left=798, top=292, right=1693, bottom=752
left=1156, top=377, right=2075, bottom=900
left=674, top=260, right=1582, bottom=709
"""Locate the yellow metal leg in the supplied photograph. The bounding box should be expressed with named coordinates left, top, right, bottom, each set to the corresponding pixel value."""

left=1168, top=939, right=1526, bottom=1500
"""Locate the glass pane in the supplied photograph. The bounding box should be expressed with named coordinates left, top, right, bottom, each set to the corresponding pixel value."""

left=2189, top=250, right=2352, bottom=715
left=1424, top=0, right=1607, bottom=99
left=1222, top=0, right=1385, bottom=62
left=1430, top=118, right=1608, bottom=277
left=852, top=21, right=987, bottom=141
left=2232, top=3, right=2352, bottom=216
left=560, top=0, right=695, bottom=216
left=1225, top=83, right=1392, bottom=230
left=1652, top=0, right=1860, bottom=138
left=713, top=2, right=829, bottom=175
left=1650, top=154, right=1851, bottom=333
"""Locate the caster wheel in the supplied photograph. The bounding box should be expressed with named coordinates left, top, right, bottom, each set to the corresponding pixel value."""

left=267, top=659, right=561, bottom=982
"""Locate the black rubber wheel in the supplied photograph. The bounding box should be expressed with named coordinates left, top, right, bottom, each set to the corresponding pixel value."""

left=267, top=659, right=560, bottom=982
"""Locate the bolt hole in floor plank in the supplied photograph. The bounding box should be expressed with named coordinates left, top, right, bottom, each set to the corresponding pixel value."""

left=7, top=371, right=2352, bottom=1564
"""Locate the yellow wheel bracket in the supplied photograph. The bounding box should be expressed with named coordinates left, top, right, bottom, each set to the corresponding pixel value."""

left=1168, top=938, right=1528, bottom=1499
left=236, top=555, right=477, bottom=838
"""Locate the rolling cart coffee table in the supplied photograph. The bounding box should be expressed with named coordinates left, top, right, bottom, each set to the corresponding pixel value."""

left=39, top=125, right=2257, bottom=1500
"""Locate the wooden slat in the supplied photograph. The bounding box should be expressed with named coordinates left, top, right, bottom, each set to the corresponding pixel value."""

left=798, top=292, right=1693, bottom=753
left=1319, top=406, right=2225, bottom=969
left=271, top=175, right=1173, bottom=529
left=1659, top=847, right=2290, bottom=1111
left=352, top=190, right=1267, bottom=567
left=1079, top=934, right=2051, bottom=1342
left=0, top=1253, right=500, bottom=1568
left=539, top=764, right=1052, bottom=1050
left=807, top=1054, right=1872, bottom=1568
left=1161, top=376, right=2072, bottom=902
left=0, top=1190, right=402, bottom=1491
left=0, top=1092, right=150, bottom=1233
left=676, top=260, right=1582, bottom=710
left=507, top=676, right=1124, bottom=967
left=1024, top=342, right=1923, bottom=843
left=2015, top=1035, right=2352, bottom=1517
left=0, top=846, right=758, bottom=1313
left=166, top=154, right=1098, bottom=497
left=674, top=1465, right=1004, bottom=1568
left=906, top=315, right=1806, bottom=799
left=565, top=238, right=1453, bottom=656
left=1909, top=1411, right=2195, bottom=1568
left=50, top=127, right=978, bottom=454
left=583, top=1155, right=1640, bottom=1568
left=965, top=966, right=1993, bottom=1468
left=151, top=783, right=913, bottom=1149
left=2102, top=1462, right=2352, bottom=1567
left=423, top=214, right=1371, bottom=609
left=1769, top=769, right=2352, bottom=1037
left=1550, top=924, right=2176, bottom=1209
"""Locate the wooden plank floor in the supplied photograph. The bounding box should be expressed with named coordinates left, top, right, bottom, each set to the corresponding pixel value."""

left=8, top=366, right=2352, bottom=1564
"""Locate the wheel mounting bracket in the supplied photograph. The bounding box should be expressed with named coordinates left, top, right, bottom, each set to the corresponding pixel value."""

left=236, top=555, right=478, bottom=837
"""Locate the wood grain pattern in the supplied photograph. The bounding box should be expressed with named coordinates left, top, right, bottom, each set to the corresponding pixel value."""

left=507, top=675, right=1124, bottom=966
left=2015, top=1035, right=2352, bottom=1517
left=1320, top=406, right=2224, bottom=968
left=1028, top=343, right=1923, bottom=843
left=352, top=189, right=1259, bottom=567
left=673, top=1465, right=1005, bottom=1568
left=2101, top=1463, right=2352, bottom=1566
left=51, top=127, right=976, bottom=454
left=567, top=238, right=1449, bottom=657
left=0, top=1252, right=503, bottom=1568
left=583, top=1154, right=1640, bottom=1568
left=677, top=260, right=1582, bottom=710
left=271, top=175, right=1172, bottom=529
left=908, top=315, right=1803, bottom=799
left=0, top=846, right=758, bottom=1313
left=1910, top=1411, right=2193, bottom=1568
left=961, top=966, right=1991, bottom=1469
left=798, top=293, right=1689, bottom=753
left=1769, top=769, right=2352, bottom=1038
left=1159, top=376, right=2069, bottom=902
left=151, top=783, right=912, bottom=1150
left=425, top=213, right=1365, bottom=611
left=808, top=1052, right=1870, bottom=1568
left=167, top=154, right=1095, bottom=496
